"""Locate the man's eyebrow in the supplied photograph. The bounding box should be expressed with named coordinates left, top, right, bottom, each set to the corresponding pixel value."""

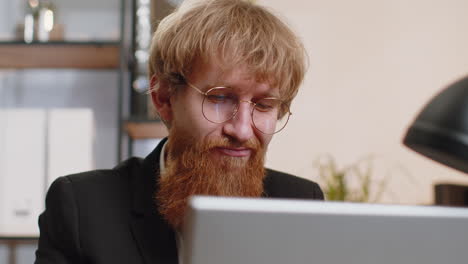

left=237, top=87, right=281, bottom=98
left=206, top=82, right=280, bottom=97
left=205, top=83, right=229, bottom=89
left=250, top=91, right=280, bottom=99
left=196, top=83, right=226, bottom=93
left=261, top=91, right=280, bottom=97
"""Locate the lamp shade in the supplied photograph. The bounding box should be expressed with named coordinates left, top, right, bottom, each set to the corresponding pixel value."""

left=403, top=75, right=468, bottom=174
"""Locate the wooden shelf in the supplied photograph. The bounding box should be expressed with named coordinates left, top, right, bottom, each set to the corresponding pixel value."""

left=0, top=237, right=38, bottom=264
left=0, top=42, right=120, bottom=69
left=124, top=121, right=168, bottom=139
left=0, top=236, right=38, bottom=240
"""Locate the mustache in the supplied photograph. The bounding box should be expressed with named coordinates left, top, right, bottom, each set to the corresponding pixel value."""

left=200, top=137, right=262, bottom=152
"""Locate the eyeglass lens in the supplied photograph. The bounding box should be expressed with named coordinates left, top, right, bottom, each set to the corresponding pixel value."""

left=201, top=87, right=289, bottom=134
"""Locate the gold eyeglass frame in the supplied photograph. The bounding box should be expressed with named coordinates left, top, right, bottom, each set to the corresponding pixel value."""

left=186, top=82, right=292, bottom=135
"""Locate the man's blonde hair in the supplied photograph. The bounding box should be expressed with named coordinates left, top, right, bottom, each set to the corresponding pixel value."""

left=149, top=0, right=306, bottom=110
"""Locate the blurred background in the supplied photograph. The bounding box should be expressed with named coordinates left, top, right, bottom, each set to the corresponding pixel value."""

left=1, top=0, right=468, bottom=263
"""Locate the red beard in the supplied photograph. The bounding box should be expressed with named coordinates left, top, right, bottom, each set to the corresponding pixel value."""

left=156, top=127, right=266, bottom=230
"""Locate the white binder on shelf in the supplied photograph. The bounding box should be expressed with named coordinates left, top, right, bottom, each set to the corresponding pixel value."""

left=0, top=109, right=46, bottom=236
left=47, top=108, right=95, bottom=187
left=0, top=108, right=95, bottom=236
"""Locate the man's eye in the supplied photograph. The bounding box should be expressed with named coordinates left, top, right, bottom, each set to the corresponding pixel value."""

left=207, top=94, right=229, bottom=103
left=255, top=99, right=280, bottom=112
left=255, top=103, right=275, bottom=112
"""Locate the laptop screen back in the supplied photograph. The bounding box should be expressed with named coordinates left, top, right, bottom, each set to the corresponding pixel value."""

left=183, top=196, right=468, bottom=264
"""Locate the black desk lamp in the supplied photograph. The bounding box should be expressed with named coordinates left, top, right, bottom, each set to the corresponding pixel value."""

left=403, top=75, right=468, bottom=173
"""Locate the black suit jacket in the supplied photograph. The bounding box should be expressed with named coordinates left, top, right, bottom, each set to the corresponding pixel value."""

left=35, top=138, right=324, bottom=264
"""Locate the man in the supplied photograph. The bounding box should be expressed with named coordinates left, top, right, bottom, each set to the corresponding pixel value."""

left=35, top=0, right=323, bottom=263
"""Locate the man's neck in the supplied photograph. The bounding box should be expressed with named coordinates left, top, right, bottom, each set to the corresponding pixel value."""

left=159, top=139, right=168, bottom=176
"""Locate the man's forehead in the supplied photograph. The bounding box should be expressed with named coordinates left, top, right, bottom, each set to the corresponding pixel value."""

left=211, top=77, right=278, bottom=98
left=192, top=59, right=279, bottom=96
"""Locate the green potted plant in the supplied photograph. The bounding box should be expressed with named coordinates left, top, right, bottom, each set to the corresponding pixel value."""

left=314, top=155, right=388, bottom=203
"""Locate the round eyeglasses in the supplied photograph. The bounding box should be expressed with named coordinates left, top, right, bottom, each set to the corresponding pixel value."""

left=187, top=82, right=291, bottom=135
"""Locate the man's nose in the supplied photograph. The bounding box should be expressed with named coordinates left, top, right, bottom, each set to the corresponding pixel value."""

left=222, top=101, right=255, bottom=143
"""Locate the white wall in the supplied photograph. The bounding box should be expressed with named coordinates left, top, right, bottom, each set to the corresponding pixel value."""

left=260, top=0, right=468, bottom=205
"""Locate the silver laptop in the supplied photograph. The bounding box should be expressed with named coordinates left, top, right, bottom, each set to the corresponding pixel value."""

left=182, top=196, right=468, bottom=264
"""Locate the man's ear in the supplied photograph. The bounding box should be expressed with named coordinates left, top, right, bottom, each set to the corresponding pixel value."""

left=150, top=75, right=173, bottom=124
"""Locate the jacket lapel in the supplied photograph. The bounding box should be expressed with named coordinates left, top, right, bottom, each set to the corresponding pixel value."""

left=129, top=138, right=178, bottom=264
